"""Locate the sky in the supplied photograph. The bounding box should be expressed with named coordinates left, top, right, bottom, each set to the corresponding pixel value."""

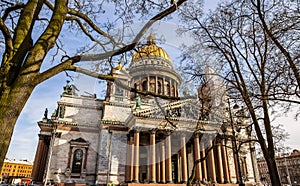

left=5, top=0, right=300, bottom=161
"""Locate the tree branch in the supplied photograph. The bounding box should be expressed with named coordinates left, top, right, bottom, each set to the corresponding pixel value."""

left=37, top=56, right=81, bottom=84
left=65, top=16, right=101, bottom=44
left=2, top=3, right=25, bottom=20
left=252, top=0, right=300, bottom=89
left=79, top=0, right=188, bottom=62
left=67, top=6, right=119, bottom=46
left=21, top=0, right=68, bottom=75
left=0, top=17, right=13, bottom=62
left=12, top=0, right=43, bottom=52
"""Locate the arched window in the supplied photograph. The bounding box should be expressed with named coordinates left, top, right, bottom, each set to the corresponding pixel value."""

left=142, top=81, right=147, bottom=91
left=172, top=85, right=175, bottom=96
left=72, top=149, right=83, bottom=173
left=158, top=81, right=162, bottom=94
left=166, top=83, right=170, bottom=96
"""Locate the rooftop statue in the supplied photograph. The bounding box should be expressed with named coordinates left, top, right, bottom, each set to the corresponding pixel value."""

left=63, top=80, right=79, bottom=95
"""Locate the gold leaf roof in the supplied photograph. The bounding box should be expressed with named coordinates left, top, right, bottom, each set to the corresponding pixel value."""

left=131, top=33, right=171, bottom=62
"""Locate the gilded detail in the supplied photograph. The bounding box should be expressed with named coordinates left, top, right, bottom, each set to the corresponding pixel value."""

left=131, top=34, right=171, bottom=62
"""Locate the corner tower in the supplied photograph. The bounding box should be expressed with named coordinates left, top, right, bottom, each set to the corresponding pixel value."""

left=129, top=33, right=181, bottom=97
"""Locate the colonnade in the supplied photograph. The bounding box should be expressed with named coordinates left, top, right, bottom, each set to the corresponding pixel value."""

left=125, top=130, right=233, bottom=184
left=134, top=76, right=179, bottom=97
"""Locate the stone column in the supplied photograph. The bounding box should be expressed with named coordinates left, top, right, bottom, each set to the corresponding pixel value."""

left=67, top=146, right=73, bottom=169
left=155, top=76, right=158, bottom=94
left=32, top=134, right=50, bottom=183
left=232, top=140, right=240, bottom=184
left=163, top=77, right=165, bottom=96
left=133, top=130, right=140, bottom=183
left=225, top=144, right=232, bottom=183
left=150, top=130, right=156, bottom=183
left=174, top=83, right=177, bottom=97
left=169, top=80, right=173, bottom=96
left=194, top=134, right=202, bottom=183
left=200, top=141, right=207, bottom=183
left=147, top=76, right=150, bottom=91
left=166, top=133, right=173, bottom=183
left=242, top=157, right=248, bottom=180
left=125, top=134, right=131, bottom=183
left=156, top=151, right=161, bottom=183
left=130, top=134, right=134, bottom=182
left=181, top=134, right=188, bottom=183
left=139, top=77, right=142, bottom=90
left=112, top=83, right=115, bottom=95
left=161, top=142, right=166, bottom=183
left=84, top=147, right=88, bottom=170
left=40, top=137, right=49, bottom=180
left=216, top=141, right=224, bottom=183
left=208, top=135, right=217, bottom=183
left=221, top=139, right=230, bottom=183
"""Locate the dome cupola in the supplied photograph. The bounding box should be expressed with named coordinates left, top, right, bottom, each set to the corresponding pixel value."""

left=129, top=33, right=181, bottom=98
left=131, top=33, right=171, bottom=64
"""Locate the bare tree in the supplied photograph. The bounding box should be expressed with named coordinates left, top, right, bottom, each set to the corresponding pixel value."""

left=178, top=0, right=299, bottom=185
left=251, top=0, right=300, bottom=92
left=0, top=0, right=189, bottom=169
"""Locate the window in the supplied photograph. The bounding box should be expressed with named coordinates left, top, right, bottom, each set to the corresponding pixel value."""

left=158, top=81, right=162, bottom=94
left=68, top=137, right=89, bottom=176
left=166, top=83, right=170, bottom=96
left=72, top=149, right=83, bottom=173
left=59, top=105, right=65, bottom=118
left=142, top=81, right=147, bottom=91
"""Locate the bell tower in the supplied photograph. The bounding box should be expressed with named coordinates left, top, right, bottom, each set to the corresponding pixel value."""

left=105, top=61, right=131, bottom=104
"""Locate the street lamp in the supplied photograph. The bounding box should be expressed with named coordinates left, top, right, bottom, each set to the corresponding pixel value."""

left=227, top=98, right=245, bottom=186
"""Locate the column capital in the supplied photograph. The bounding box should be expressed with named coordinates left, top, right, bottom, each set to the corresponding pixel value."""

left=215, top=137, right=223, bottom=144
left=133, top=128, right=141, bottom=133
left=129, top=130, right=135, bottom=137
left=194, top=132, right=200, bottom=138
left=150, top=129, right=157, bottom=134
left=180, top=133, right=186, bottom=138
left=165, top=129, right=173, bottom=136
left=38, top=134, right=50, bottom=140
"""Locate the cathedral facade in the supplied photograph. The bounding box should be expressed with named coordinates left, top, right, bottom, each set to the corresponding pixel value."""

left=31, top=34, right=261, bottom=186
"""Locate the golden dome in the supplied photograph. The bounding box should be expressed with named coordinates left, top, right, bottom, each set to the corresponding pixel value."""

left=131, top=33, right=171, bottom=62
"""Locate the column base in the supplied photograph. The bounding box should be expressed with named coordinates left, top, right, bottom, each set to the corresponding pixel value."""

left=166, top=181, right=173, bottom=184
left=149, top=181, right=156, bottom=184
left=181, top=181, right=187, bottom=184
left=132, top=180, right=139, bottom=183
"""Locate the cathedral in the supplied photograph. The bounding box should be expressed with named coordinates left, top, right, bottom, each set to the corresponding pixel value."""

left=31, top=34, right=261, bottom=186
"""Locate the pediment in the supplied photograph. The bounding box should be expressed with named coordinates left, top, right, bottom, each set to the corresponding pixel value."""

left=70, top=137, right=87, bottom=143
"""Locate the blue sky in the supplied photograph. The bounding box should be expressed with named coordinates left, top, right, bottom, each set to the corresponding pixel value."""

left=6, top=0, right=300, bottom=161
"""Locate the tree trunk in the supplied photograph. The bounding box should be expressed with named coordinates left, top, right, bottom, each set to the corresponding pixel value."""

left=0, top=76, right=36, bottom=169
left=265, top=155, right=281, bottom=186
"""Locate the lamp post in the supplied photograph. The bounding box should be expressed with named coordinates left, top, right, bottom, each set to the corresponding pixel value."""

left=227, top=98, right=245, bottom=186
